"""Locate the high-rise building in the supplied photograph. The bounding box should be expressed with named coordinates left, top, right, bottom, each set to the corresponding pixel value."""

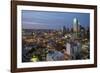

left=73, top=18, right=80, bottom=32
left=73, top=18, right=80, bottom=39
left=62, top=25, right=67, bottom=36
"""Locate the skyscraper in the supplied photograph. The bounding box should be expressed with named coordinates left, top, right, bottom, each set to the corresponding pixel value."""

left=73, top=18, right=80, bottom=39
left=62, top=25, right=67, bottom=36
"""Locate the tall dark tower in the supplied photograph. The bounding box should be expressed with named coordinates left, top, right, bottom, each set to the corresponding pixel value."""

left=62, top=25, right=67, bottom=36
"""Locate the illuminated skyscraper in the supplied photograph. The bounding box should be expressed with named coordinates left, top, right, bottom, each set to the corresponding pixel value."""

left=73, top=18, right=80, bottom=38
left=73, top=18, right=80, bottom=32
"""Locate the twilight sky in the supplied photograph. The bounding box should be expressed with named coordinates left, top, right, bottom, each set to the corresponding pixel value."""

left=22, top=10, right=90, bottom=30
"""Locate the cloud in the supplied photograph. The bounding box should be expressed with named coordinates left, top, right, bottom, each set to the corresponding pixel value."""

left=22, top=21, right=51, bottom=29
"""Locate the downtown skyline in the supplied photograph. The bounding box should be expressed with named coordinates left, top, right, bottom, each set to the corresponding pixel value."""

left=22, top=10, right=90, bottom=30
